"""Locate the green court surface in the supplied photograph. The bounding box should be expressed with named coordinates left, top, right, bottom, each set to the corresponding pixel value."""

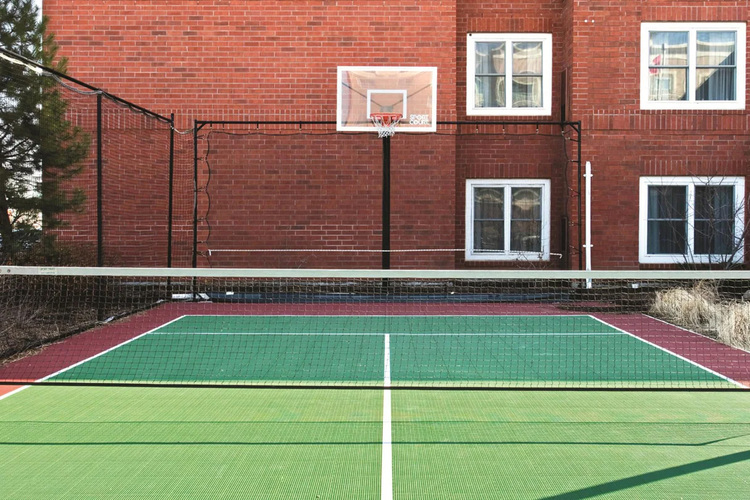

left=1, top=387, right=748, bottom=499
left=2, top=313, right=747, bottom=497
left=391, top=390, right=750, bottom=499
left=47, top=315, right=732, bottom=387
left=155, top=314, right=619, bottom=334
left=0, top=387, right=382, bottom=499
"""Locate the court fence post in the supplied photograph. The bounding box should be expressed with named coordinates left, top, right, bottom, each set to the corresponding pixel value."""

left=382, top=135, right=391, bottom=270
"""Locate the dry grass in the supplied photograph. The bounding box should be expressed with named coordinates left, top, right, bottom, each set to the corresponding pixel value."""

left=650, top=281, right=750, bottom=351
left=716, top=302, right=750, bottom=351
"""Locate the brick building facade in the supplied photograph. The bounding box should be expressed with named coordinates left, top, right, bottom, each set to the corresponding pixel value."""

left=39, top=0, right=750, bottom=269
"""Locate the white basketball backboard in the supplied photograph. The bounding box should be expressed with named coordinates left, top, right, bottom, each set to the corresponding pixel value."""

left=337, top=66, right=437, bottom=133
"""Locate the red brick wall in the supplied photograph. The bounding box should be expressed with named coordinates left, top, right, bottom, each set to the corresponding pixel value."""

left=456, top=0, right=571, bottom=269
left=100, top=107, right=172, bottom=267
left=46, top=0, right=457, bottom=127
left=43, top=0, right=750, bottom=269
left=569, top=1, right=750, bottom=268
left=195, top=131, right=456, bottom=269
left=45, top=0, right=458, bottom=268
left=456, top=129, right=570, bottom=269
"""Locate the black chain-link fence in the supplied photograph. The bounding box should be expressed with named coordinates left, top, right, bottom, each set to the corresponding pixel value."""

left=1, top=47, right=175, bottom=267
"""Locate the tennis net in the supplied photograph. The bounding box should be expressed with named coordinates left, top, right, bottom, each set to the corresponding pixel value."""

left=1, top=266, right=749, bottom=389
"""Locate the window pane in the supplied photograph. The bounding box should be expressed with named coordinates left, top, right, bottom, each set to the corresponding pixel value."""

left=510, top=221, right=541, bottom=252
left=695, top=186, right=734, bottom=220
left=695, top=186, right=735, bottom=255
left=512, top=41, right=542, bottom=75
left=510, top=188, right=542, bottom=252
left=696, top=68, right=736, bottom=100
left=649, top=68, right=687, bottom=101
left=648, top=31, right=688, bottom=102
left=511, top=188, right=541, bottom=219
left=474, top=188, right=504, bottom=219
left=647, top=221, right=686, bottom=254
left=475, top=76, right=505, bottom=108
left=475, top=221, right=504, bottom=251
left=647, top=186, right=686, bottom=219
left=697, top=31, right=736, bottom=66
left=647, top=186, right=687, bottom=255
left=512, top=76, right=542, bottom=107
left=475, top=42, right=505, bottom=75
left=695, top=221, right=734, bottom=255
left=649, top=32, right=688, bottom=66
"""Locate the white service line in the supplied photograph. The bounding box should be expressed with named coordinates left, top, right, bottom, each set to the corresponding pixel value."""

left=381, top=333, right=393, bottom=500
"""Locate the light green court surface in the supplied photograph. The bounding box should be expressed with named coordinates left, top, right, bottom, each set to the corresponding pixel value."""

left=1, top=387, right=748, bottom=499
left=49, top=314, right=731, bottom=387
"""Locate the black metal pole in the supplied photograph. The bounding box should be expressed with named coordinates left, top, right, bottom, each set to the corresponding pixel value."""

left=382, top=136, right=391, bottom=270
left=95, top=93, right=104, bottom=321
left=0, top=48, right=172, bottom=123
left=192, top=121, right=199, bottom=269
left=577, top=123, right=583, bottom=270
left=167, top=113, right=175, bottom=268
left=96, top=93, right=103, bottom=268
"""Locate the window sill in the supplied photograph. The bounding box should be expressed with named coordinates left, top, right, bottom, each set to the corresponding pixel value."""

left=466, top=107, right=552, bottom=117
left=466, top=252, right=549, bottom=262
left=640, top=101, right=746, bottom=111
left=639, top=254, right=743, bottom=265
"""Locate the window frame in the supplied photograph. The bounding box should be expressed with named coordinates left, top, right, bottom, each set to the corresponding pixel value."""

left=640, top=22, right=746, bottom=110
left=465, top=179, right=551, bottom=261
left=638, top=176, right=746, bottom=264
left=466, top=33, right=553, bottom=117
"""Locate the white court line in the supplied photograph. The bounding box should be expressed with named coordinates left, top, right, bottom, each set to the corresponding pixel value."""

left=0, top=315, right=188, bottom=400
left=381, top=333, right=393, bottom=500
left=646, top=314, right=750, bottom=356
left=0, top=386, right=31, bottom=401
left=589, top=315, right=745, bottom=388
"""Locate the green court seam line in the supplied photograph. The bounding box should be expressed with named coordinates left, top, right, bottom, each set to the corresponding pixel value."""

left=645, top=313, right=750, bottom=356
left=589, top=315, right=745, bottom=388
left=0, top=315, right=188, bottom=400
left=150, top=331, right=625, bottom=336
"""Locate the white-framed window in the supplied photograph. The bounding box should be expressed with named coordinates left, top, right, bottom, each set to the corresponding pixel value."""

left=640, top=22, right=746, bottom=110
left=639, top=176, right=746, bottom=264
left=467, top=33, right=553, bottom=116
left=465, top=179, right=551, bottom=261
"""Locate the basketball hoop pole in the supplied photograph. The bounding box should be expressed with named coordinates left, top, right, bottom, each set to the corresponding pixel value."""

left=382, top=135, right=391, bottom=270
left=370, top=113, right=401, bottom=270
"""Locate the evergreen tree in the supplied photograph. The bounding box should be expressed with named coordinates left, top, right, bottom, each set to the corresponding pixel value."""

left=0, top=0, right=89, bottom=263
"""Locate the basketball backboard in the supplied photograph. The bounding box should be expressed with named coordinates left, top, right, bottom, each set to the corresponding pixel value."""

left=337, top=67, right=437, bottom=133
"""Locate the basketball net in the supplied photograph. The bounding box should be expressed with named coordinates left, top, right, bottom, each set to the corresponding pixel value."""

left=370, top=113, right=402, bottom=139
